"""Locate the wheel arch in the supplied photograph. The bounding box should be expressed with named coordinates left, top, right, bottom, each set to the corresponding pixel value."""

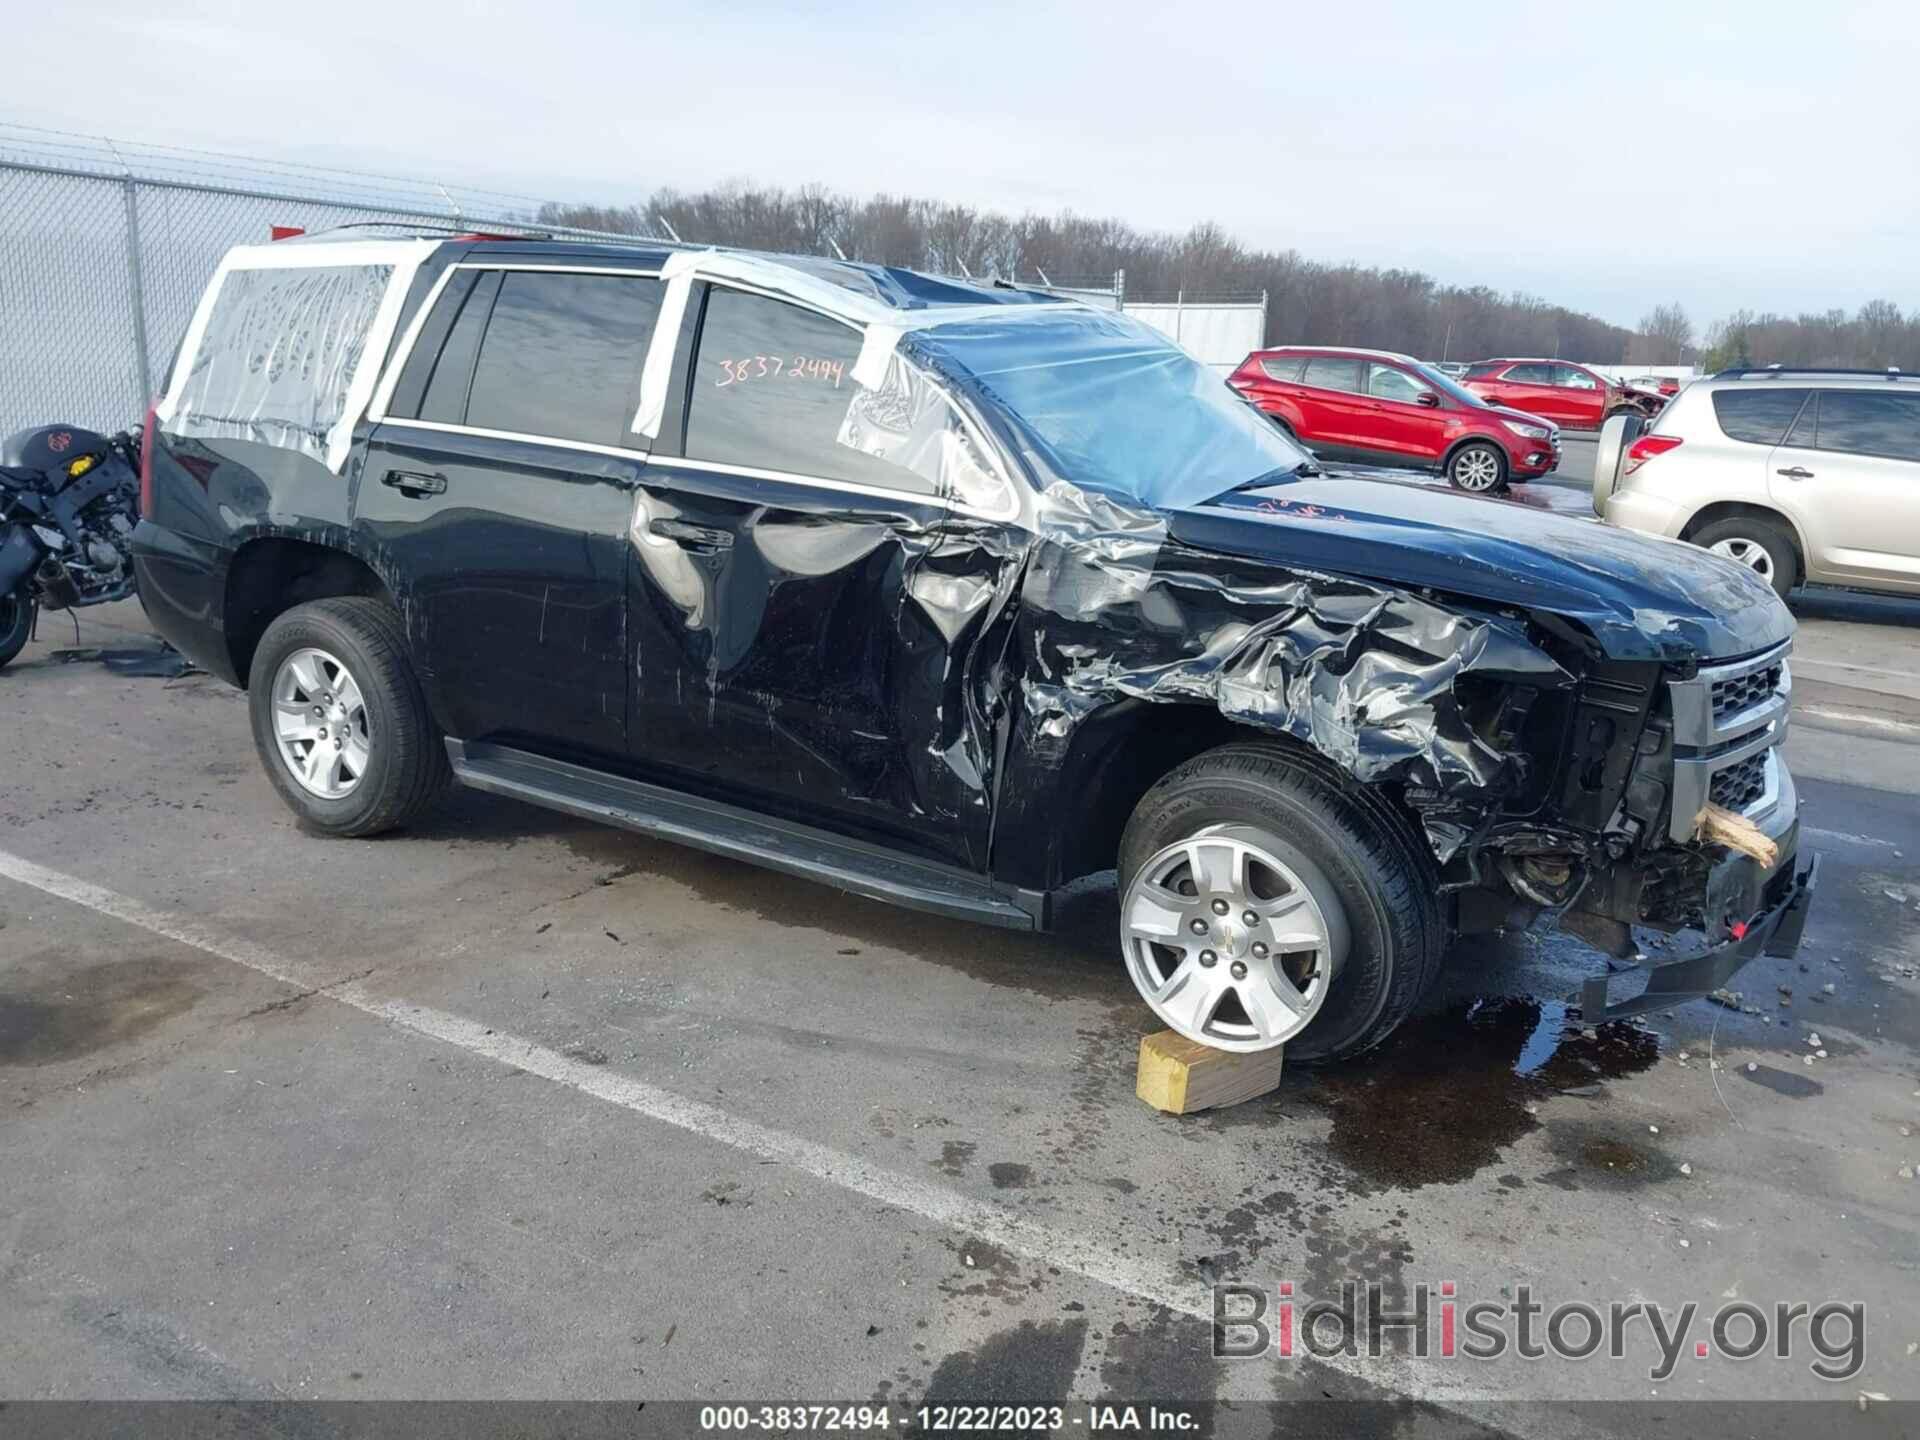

left=1441, top=433, right=1510, bottom=480
left=1039, top=700, right=1421, bottom=891
left=224, top=538, right=397, bottom=688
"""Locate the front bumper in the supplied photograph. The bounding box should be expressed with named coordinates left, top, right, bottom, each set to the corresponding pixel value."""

left=1572, top=851, right=1819, bottom=1023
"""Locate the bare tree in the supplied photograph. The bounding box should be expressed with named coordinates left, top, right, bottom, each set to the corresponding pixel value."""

left=1632, top=302, right=1694, bottom=364
left=542, top=181, right=1649, bottom=360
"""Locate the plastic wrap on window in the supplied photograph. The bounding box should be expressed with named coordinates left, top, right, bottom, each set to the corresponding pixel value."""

left=835, top=352, right=1023, bottom=521
left=169, top=264, right=393, bottom=467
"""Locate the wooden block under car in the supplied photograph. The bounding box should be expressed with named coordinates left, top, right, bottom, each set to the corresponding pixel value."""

left=1135, top=1029, right=1285, bottom=1114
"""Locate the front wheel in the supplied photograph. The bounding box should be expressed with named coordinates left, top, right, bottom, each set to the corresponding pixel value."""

left=1117, top=743, right=1443, bottom=1065
left=1446, top=441, right=1508, bottom=493
left=247, top=597, right=451, bottom=836
left=0, top=589, right=35, bottom=670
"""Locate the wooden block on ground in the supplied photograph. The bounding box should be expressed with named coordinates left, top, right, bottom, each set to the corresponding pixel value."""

left=1136, top=1029, right=1284, bottom=1114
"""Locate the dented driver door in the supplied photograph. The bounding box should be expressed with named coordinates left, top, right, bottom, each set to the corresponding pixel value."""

left=624, top=283, right=990, bottom=869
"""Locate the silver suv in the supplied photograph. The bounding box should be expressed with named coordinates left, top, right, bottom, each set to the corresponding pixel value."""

left=1593, top=367, right=1920, bottom=597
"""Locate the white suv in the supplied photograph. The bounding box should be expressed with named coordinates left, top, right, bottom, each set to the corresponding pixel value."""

left=1593, top=368, right=1920, bottom=598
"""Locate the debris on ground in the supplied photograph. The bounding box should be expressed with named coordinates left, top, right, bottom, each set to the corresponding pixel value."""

left=1707, top=989, right=1741, bottom=1011
left=51, top=642, right=197, bottom=678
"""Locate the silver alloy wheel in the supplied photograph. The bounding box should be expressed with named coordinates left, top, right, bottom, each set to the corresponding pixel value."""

left=270, top=646, right=371, bottom=798
left=1451, top=447, right=1502, bottom=491
left=1121, top=824, right=1346, bottom=1052
left=1707, top=536, right=1775, bottom=584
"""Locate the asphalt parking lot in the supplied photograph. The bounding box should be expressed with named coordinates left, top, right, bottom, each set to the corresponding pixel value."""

left=3, top=507, right=1918, bottom=1423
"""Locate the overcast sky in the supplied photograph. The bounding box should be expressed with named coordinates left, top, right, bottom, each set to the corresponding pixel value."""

left=8, top=1, right=1914, bottom=330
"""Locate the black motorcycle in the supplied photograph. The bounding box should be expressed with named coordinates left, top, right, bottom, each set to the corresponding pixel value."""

left=0, top=424, right=143, bottom=670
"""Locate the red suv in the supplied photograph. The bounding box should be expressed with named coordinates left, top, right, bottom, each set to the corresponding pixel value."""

left=1227, top=346, right=1561, bottom=492
left=1461, top=359, right=1654, bottom=430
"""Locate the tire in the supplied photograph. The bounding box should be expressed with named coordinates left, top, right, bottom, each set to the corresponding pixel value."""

left=247, top=597, right=450, bottom=836
left=1445, top=441, right=1508, bottom=493
left=0, top=589, right=34, bottom=671
left=1117, top=742, right=1444, bottom=1065
left=1690, top=515, right=1798, bottom=598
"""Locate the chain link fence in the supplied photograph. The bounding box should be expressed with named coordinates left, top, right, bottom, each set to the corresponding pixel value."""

left=0, top=124, right=659, bottom=437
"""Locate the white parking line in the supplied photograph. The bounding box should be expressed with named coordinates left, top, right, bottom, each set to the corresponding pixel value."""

left=0, top=846, right=1465, bottom=1403
left=1802, top=826, right=1900, bottom=851
left=1796, top=705, right=1920, bottom=738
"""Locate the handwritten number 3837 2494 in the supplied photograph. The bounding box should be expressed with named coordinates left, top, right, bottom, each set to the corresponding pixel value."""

left=713, top=355, right=845, bottom=389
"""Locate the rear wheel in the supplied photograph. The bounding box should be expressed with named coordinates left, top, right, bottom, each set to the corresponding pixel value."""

left=247, top=597, right=450, bottom=836
left=1690, top=515, right=1798, bottom=598
left=1446, top=441, right=1507, bottom=493
left=1117, top=743, right=1443, bottom=1065
left=0, top=590, right=34, bottom=670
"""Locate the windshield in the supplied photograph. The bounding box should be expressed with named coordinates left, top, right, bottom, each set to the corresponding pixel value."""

left=909, top=308, right=1310, bottom=511
left=1413, top=363, right=1490, bottom=409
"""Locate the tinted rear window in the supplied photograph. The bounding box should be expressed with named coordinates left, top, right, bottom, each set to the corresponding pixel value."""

left=1259, top=356, right=1305, bottom=382
left=419, top=271, right=500, bottom=425
left=1302, top=357, right=1363, bottom=393
left=1810, top=391, right=1920, bottom=462
left=464, top=271, right=664, bottom=447
left=1711, top=388, right=1811, bottom=446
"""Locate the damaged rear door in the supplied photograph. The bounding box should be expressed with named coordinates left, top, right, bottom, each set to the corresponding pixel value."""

left=358, top=263, right=663, bottom=757
left=626, top=282, right=989, bottom=867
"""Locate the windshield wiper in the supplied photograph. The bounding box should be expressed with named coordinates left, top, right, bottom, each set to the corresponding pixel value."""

left=1221, top=459, right=1319, bottom=495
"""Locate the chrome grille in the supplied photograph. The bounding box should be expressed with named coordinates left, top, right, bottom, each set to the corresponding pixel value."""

left=1711, top=663, right=1783, bottom=721
left=1709, top=753, right=1769, bottom=811
left=1666, top=640, right=1792, bottom=842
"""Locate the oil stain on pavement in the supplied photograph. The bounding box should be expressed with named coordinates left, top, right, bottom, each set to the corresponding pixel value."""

left=1309, top=997, right=1661, bottom=1189
left=0, top=956, right=201, bottom=1068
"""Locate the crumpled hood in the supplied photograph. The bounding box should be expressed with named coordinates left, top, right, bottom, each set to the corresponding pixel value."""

left=1169, top=472, right=1792, bottom=663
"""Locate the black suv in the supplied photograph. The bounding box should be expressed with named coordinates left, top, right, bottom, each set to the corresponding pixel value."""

left=132, top=234, right=1816, bottom=1063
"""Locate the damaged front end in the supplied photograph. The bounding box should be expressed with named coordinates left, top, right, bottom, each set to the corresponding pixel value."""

left=886, top=308, right=1814, bottom=1015
left=1436, top=630, right=1811, bottom=1020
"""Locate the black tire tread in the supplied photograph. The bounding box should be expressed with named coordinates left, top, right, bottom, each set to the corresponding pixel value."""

left=247, top=596, right=450, bottom=836
left=0, top=592, right=34, bottom=670
left=1119, top=739, right=1444, bottom=1064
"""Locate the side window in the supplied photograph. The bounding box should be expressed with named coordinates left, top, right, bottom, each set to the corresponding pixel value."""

left=419, top=271, right=501, bottom=424
left=463, top=271, right=664, bottom=447
left=1259, top=356, right=1306, bottom=382
left=1813, top=391, right=1920, bottom=462
left=1367, top=364, right=1431, bottom=404
left=684, top=287, right=935, bottom=494
left=1505, top=363, right=1553, bottom=384
left=1712, top=388, right=1811, bottom=447
left=1301, top=357, right=1363, bottom=393
left=1463, top=363, right=1502, bottom=380
left=1556, top=365, right=1599, bottom=390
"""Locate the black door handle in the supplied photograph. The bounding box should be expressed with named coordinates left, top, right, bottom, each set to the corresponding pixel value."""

left=648, top=518, right=734, bottom=550
left=1776, top=466, right=1814, bottom=480
left=383, top=469, right=447, bottom=497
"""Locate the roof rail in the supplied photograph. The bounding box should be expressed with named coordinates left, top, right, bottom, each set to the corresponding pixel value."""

left=288, top=220, right=556, bottom=241
left=1712, top=364, right=1907, bottom=381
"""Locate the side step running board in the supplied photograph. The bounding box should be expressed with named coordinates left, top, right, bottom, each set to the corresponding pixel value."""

left=447, top=740, right=1042, bottom=930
